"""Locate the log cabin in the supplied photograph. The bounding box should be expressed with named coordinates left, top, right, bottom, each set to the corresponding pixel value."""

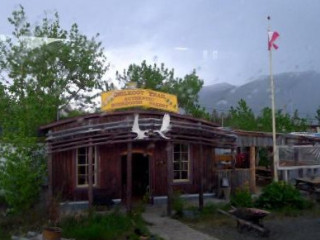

left=40, top=110, right=237, bottom=212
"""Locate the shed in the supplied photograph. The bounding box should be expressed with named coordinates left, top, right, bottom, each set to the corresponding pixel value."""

left=40, top=110, right=237, bottom=212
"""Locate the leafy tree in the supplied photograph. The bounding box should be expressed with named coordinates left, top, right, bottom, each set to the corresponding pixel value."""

left=257, top=107, right=307, bottom=133
left=116, top=60, right=205, bottom=117
left=211, top=109, right=221, bottom=124
left=0, top=139, right=46, bottom=212
left=0, top=83, right=11, bottom=132
left=0, top=5, right=109, bottom=136
left=225, top=99, right=257, bottom=130
left=224, top=99, right=307, bottom=132
left=0, top=5, right=109, bottom=211
left=315, top=107, right=320, bottom=125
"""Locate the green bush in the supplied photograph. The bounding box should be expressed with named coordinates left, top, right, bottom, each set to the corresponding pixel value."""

left=0, top=228, right=10, bottom=240
left=0, top=142, right=46, bottom=213
left=256, top=181, right=308, bottom=210
left=172, top=191, right=185, bottom=217
left=61, top=212, right=133, bottom=240
left=230, top=186, right=253, bottom=208
left=61, top=211, right=151, bottom=240
left=0, top=194, right=7, bottom=207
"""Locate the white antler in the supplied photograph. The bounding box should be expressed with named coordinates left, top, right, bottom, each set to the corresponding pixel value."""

left=131, top=114, right=148, bottom=140
left=155, top=114, right=171, bottom=139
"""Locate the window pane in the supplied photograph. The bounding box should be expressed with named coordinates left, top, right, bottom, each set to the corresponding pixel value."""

left=77, top=147, right=98, bottom=186
left=173, top=171, right=180, bottom=179
left=173, top=143, right=189, bottom=181
left=182, top=162, right=188, bottom=170
left=174, top=144, right=180, bottom=152
left=78, top=155, right=86, bottom=164
left=181, top=171, right=188, bottom=179
left=78, top=175, right=86, bottom=185
left=78, top=166, right=86, bottom=175
left=174, top=153, right=180, bottom=161
left=174, top=162, right=180, bottom=170
left=181, top=153, right=188, bottom=161
left=181, top=144, right=188, bottom=152
left=78, top=147, right=86, bottom=155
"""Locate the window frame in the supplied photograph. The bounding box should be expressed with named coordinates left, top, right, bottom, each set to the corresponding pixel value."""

left=172, top=143, right=190, bottom=183
left=76, top=146, right=98, bottom=188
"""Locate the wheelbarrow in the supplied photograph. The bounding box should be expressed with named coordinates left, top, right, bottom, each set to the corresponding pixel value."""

left=218, top=207, right=270, bottom=237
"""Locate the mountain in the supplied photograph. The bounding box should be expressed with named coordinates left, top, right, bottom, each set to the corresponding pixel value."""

left=199, top=71, right=320, bottom=119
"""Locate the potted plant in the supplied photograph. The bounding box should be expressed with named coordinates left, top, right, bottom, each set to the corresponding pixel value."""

left=43, top=197, right=62, bottom=240
left=42, top=226, right=62, bottom=240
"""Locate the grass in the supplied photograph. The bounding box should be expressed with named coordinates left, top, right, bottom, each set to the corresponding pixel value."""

left=180, top=202, right=234, bottom=226
left=0, top=203, right=47, bottom=239
left=61, top=212, right=133, bottom=240
left=0, top=199, right=159, bottom=240
left=0, top=228, right=10, bottom=240
left=60, top=207, right=154, bottom=240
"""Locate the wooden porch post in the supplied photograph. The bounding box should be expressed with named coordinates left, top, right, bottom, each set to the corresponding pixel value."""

left=47, top=143, right=53, bottom=205
left=88, top=143, right=93, bottom=207
left=249, top=146, right=256, bottom=193
left=127, top=141, right=132, bottom=212
left=149, top=153, right=154, bottom=204
left=231, top=148, right=236, bottom=193
left=199, top=144, right=204, bottom=210
left=166, top=141, right=173, bottom=216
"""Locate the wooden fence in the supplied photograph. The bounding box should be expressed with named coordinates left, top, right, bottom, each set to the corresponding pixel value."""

left=214, top=169, right=250, bottom=192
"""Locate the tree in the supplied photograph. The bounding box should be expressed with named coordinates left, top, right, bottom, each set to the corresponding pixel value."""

left=0, top=5, right=109, bottom=211
left=116, top=60, right=206, bottom=117
left=0, top=139, right=46, bottom=212
left=224, top=99, right=307, bottom=132
left=0, top=83, right=11, bottom=131
left=0, top=5, right=109, bottom=136
left=225, top=99, right=257, bottom=130
left=257, top=107, right=307, bottom=133
left=315, top=107, right=320, bottom=125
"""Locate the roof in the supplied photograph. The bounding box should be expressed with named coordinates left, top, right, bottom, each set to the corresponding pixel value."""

left=234, top=129, right=320, bottom=147
left=42, top=110, right=236, bottom=153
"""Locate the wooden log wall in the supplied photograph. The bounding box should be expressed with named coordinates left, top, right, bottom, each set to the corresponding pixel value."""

left=52, top=150, right=75, bottom=200
left=52, top=141, right=219, bottom=201
left=215, top=169, right=250, bottom=191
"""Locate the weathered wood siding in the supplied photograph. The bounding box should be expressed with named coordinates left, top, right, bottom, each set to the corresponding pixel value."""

left=98, top=144, right=123, bottom=199
left=214, top=169, right=250, bottom=191
left=52, top=150, right=75, bottom=200
left=52, top=142, right=218, bottom=200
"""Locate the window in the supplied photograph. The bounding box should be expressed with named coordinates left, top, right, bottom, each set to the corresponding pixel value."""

left=77, top=147, right=97, bottom=187
left=173, top=143, right=189, bottom=181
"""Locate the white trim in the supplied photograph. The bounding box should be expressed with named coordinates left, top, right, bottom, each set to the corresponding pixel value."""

left=278, top=165, right=320, bottom=170
left=173, top=143, right=190, bottom=182
left=76, top=146, right=98, bottom=188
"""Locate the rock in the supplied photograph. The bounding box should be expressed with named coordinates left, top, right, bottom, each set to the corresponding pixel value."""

left=26, top=232, right=38, bottom=238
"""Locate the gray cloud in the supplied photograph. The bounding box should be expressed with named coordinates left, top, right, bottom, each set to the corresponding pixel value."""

left=1, top=0, right=319, bottom=86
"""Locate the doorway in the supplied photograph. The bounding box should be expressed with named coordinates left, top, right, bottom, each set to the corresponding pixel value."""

left=121, top=153, right=149, bottom=199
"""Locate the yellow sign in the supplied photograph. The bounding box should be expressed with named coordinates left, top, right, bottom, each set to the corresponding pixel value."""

left=101, top=89, right=178, bottom=113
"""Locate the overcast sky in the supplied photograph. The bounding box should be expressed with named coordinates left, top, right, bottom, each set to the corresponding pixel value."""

left=1, top=0, right=319, bottom=86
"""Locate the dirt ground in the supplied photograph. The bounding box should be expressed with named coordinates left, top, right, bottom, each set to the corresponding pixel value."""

left=187, top=215, right=320, bottom=240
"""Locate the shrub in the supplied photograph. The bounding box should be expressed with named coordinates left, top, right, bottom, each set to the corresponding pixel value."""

left=230, top=186, right=253, bottom=208
left=172, top=191, right=185, bottom=217
left=256, top=181, right=308, bottom=210
left=61, top=212, right=134, bottom=240
left=0, top=141, right=46, bottom=213
left=0, top=228, right=10, bottom=240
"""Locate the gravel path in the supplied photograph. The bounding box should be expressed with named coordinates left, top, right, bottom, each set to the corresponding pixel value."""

left=142, top=205, right=219, bottom=240
left=188, top=216, right=320, bottom=240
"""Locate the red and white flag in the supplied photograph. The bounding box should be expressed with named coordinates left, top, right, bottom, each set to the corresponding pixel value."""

left=268, top=31, right=280, bottom=50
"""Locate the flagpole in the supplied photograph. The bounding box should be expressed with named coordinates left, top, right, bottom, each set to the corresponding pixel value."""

left=268, top=16, right=278, bottom=182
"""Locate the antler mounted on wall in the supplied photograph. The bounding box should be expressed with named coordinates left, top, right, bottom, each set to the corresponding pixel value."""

left=131, top=113, right=171, bottom=140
